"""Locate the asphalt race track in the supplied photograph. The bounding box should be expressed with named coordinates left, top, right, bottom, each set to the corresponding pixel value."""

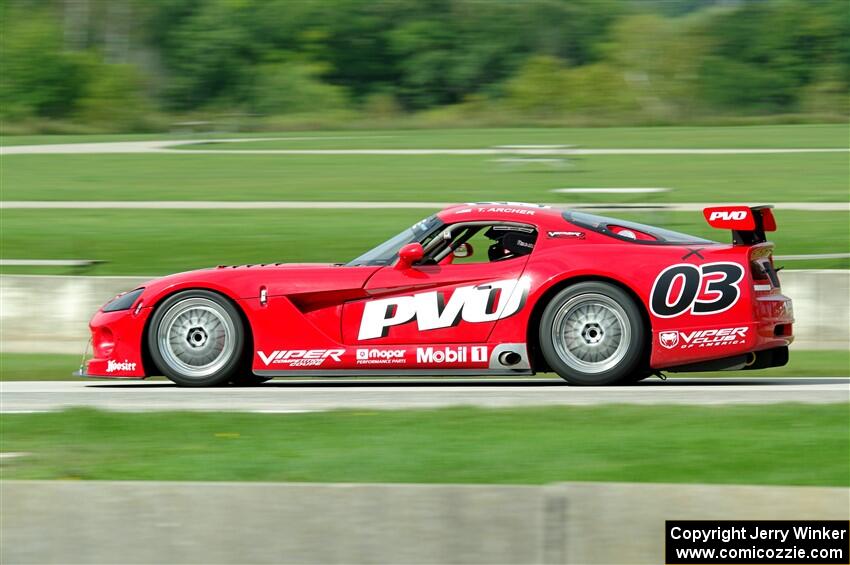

left=1, top=378, right=847, bottom=413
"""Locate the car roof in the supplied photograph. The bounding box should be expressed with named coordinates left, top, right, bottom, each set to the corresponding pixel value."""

left=437, top=202, right=717, bottom=246
left=437, top=202, right=564, bottom=224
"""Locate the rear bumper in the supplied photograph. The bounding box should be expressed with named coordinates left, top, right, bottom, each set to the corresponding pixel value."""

left=650, top=292, right=794, bottom=370
left=665, top=345, right=789, bottom=373
left=753, top=294, right=794, bottom=346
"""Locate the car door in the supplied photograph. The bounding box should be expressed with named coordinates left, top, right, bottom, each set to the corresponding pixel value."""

left=341, top=222, right=536, bottom=345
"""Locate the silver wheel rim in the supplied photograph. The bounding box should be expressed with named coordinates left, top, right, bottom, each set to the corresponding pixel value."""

left=551, top=293, right=631, bottom=374
left=157, top=297, right=235, bottom=379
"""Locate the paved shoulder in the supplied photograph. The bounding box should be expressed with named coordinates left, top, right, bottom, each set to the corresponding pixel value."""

left=3, top=138, right=849, bottom=156
left=1, top=378, right=847, bottom=413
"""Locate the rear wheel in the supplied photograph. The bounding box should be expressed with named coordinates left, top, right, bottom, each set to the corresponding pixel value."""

left=539, top=282, right=645, bottom=385
left=148, top=290, right=245, bottom=387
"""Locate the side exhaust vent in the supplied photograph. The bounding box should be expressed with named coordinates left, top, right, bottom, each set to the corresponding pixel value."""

left=498, top=351, right=522, bottom=366
left=488, top=344, right=532, bottom=371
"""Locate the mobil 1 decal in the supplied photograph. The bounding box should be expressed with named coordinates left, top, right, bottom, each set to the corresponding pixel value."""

left=650, top=262, right=744, bottom=318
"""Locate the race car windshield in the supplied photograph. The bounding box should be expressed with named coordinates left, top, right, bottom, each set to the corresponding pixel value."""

left=347, top=215, right=445, bottom=266
left=562, top=210, right=714, bottom=244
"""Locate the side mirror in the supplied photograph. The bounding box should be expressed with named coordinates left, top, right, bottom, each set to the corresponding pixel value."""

left=396, top=242, right=424, bottom=270
left=453, top=243, right=473, bottom=258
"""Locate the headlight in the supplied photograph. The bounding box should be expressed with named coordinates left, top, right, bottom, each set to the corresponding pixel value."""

left=103, top=288, right=144, bottom=312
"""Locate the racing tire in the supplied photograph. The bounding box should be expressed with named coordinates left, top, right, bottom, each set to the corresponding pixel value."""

left=148, top=290, right=245, bottom=387
left=539, top=282, right=645, bottom=386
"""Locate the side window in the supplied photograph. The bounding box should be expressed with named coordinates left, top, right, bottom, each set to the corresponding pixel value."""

left=422, top=223, right=538, bottom=265
left=451, top=227, right=495, bottom=264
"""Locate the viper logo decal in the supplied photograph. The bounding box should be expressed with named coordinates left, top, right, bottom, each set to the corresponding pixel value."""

left=659, top=331, right=680, bottom=349
left=359, top=277, right=530, bottom=340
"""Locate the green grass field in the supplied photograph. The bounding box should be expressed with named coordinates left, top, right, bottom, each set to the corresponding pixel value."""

left=2, top=127, right=846, bottom=487
left=185, top=125, right=850, bottom=149
left=2, top=350, right=846, bottom=381
left=3, top=124, right=849, bottom=148
left=1, top=404, right=847, bottom=485
left=2, top=125, right=847, bottom=275
left=1, top=209, right=846, bottom=275
left=3, top=152, right=848, bottom=203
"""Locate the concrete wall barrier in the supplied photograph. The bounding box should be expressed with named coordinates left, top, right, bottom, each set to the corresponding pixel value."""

left=780, top=270, right=850, bottom=349
left=2, top=481, right=546, bottom=565
left=551, top=482, right=850, bottom=564
left=1, top=480, right=847, bottom=564
left=0, top=270, right=847, bottom=354
left=0, top=275, right=148, bottom=354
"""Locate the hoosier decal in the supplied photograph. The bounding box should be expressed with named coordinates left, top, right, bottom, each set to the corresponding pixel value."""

left=106, top=360, right=137, bottom=373
left=359, top=278, right=530, bottom=340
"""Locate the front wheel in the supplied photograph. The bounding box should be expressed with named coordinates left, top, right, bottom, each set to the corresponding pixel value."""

left=148, top=290, right=245, bottom=387
left=539, top=282, right=646, bottom=385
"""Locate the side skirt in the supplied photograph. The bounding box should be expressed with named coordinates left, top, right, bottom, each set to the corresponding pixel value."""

left=662, top=346, right=790, bottom=373
left=254, top=368, right=534, bottom=377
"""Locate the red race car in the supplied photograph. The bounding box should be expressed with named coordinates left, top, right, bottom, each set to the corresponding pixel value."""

left=79, top=202, right=793, bottom=386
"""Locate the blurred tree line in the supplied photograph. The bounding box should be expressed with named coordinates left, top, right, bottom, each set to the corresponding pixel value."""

left=0, top=0, right=847, bottom=132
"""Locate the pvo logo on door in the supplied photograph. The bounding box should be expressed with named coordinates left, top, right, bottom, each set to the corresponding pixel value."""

left=358, top=278, right=530, bottom=340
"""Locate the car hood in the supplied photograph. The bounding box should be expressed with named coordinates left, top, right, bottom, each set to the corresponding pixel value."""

left=137, top=263, right=382, bottom=304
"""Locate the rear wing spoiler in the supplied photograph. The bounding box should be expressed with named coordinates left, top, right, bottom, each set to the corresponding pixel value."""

left=703, top=205, right=776, bottom=245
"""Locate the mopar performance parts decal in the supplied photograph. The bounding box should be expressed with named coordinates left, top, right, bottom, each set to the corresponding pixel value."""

left=359, top=278, right=530, bottom=340
left=356, top=348, right=406, bottom=366
left=650, top=263, right=744, bottom=318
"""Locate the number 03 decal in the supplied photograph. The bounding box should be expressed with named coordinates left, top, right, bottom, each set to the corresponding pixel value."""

left=650, top=262, right=744, bottom=318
